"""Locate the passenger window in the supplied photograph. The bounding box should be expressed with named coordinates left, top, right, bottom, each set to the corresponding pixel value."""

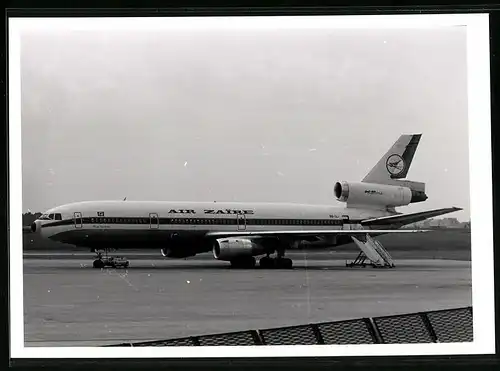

left=55, top=213, right=62, bottom=221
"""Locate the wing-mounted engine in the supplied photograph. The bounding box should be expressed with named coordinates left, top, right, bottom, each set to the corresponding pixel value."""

left=334, top=181, right=415, bottom=208
left=213, top=238, right=266, bottom=261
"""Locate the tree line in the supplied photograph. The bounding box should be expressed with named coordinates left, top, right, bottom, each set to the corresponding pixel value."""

left=23, top=212, right=42, bottom=226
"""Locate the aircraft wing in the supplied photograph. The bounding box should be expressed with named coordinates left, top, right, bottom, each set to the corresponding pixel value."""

left=360, top=207, right=462, bottom=228
left=205, top=229, right=428, bottom=239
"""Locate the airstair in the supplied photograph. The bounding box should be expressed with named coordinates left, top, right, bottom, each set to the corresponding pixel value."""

left=348, top=234, right=395, bottom=268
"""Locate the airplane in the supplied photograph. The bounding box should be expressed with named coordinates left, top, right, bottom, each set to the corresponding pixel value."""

left=27, top=133, right=462, bottom=269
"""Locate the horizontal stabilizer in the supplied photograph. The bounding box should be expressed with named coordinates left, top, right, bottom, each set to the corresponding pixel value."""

left=360, top=207, right=463, bottom=228
left=206, top=229, right=428, bottom=239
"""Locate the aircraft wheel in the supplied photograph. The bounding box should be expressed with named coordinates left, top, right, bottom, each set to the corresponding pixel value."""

left=275, top=258, right=293, bottom=269
left=259, top=256, right=274, bottom=269
left=283, top=258, right=293, bottom=269
left=93, top=259, right=105, bottom=269
left=230, top=257, right=256, bottom=269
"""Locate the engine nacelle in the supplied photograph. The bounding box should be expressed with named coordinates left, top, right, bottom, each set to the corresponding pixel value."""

left=212, top=238, right=265, bottom=261
left=334, top=181, right=413, bottom=207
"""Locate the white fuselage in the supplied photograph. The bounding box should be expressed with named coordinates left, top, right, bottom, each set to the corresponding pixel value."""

left=27, top=133, right=463, bottom=266
left=32, top=200, right=395, bottom=255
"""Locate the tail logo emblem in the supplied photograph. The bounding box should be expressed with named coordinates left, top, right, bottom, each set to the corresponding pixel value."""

left=386, top=154, right=405, bottom=176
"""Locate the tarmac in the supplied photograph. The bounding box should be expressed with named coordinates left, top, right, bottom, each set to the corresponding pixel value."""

left=22, top=251, right=472, bottom=347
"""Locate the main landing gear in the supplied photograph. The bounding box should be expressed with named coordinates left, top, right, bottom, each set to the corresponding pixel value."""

left=259, top=255, right=293, bottom=269
left=92, top=249, right=130, bottom=269
left=229, top=250, right=293, bottom=269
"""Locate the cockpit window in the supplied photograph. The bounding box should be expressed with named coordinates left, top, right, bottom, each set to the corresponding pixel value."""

left=39, top=213, right=62, bottom=221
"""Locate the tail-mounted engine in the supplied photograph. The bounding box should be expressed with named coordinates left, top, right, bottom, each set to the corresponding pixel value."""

left=334, top=181, right=426, bottom=208
left=213, top=238, right=266, bottom=261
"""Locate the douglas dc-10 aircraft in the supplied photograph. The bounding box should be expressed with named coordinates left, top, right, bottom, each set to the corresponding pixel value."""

left=29, top=134, right=462, bottom=269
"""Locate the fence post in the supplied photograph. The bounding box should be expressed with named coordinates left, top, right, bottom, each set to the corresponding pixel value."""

left=420, top=313, right=438, bottom=343
left=191, top=337, right=201, bottom=346
left=310, top=324, right=324, bottom=345
left=251, top=330, right=265, bottom=345
left=365, top=317, right=383, bottom=344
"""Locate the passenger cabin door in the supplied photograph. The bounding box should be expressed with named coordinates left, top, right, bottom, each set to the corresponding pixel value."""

left=74, top=212, right=83, bottom=229
left=342, top=215, right=350, bottom=231
left=149, top=213, right=159, bottom=230
left=237, top=213, right=246, bottom=231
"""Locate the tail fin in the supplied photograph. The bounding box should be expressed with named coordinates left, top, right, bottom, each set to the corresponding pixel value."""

left=362, top=134, right=422, bottom=184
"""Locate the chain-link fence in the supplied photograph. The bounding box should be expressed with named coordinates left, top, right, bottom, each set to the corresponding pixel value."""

left=105, top=306, right=472, bottom=347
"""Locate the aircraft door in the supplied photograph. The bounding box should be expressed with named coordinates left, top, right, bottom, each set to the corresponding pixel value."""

left=237, top=213, right=246, bottom=231
left=74, top=212, right=83, bottom=229
left=342, top=215, right=350, bottom=230
left=149, top=213, right=159, bottom=230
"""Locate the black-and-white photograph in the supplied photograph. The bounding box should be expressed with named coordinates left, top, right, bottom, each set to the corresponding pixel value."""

left=9, top=13, right=494, bottom=358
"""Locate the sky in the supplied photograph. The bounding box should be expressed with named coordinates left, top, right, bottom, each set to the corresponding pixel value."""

left=19, top=24, right=470, bottom=221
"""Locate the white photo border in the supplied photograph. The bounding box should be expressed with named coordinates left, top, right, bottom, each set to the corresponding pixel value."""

left=8, top=13, right=494, bottom=358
